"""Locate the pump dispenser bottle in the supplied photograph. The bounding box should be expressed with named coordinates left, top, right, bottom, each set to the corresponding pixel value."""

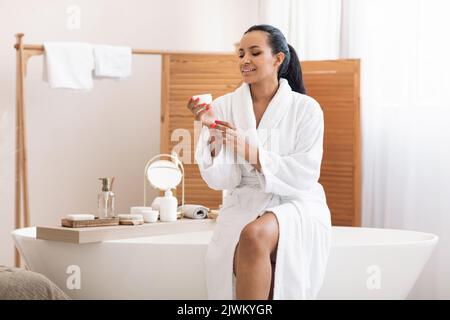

left=159, top=189, right=178, bottom=222
left=98, top=177, right=115, bottom=218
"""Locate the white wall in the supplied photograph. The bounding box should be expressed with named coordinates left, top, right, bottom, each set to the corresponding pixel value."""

left=0, top=0, right=259, bottom=265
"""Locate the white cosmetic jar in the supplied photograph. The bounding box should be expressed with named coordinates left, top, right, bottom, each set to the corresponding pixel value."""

left=192, top=93, right=212, bottom=105
left=143, top=210, right=159, bottom=223
left=130, top=206, right=159, bottom=223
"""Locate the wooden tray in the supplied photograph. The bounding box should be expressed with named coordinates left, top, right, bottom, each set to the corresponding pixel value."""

left=37, top=218, right=215, bottom=244
left=61, top=217, right=119, bottom=228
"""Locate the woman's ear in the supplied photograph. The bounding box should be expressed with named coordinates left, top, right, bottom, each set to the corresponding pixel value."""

left=274, top=51, right=285, bottom=69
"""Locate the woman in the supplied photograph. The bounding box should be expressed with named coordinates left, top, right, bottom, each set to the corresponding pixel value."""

left=187, top=24, right=331, bottom=300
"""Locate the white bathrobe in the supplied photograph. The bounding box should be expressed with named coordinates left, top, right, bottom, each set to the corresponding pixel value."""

left=195, top=78, right=332, bottom=300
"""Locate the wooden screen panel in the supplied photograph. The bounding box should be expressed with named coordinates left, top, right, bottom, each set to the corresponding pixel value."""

left=302, top=60, right=361, bottom=226
left=161, top=55, right=360, bottom=226
left=160, top=54, right=243, bottom=209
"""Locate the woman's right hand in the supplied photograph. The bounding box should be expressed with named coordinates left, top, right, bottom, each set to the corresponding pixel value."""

left=187, top=97, right=222, bottom=156
left=187, top=97, right=216, bottom=127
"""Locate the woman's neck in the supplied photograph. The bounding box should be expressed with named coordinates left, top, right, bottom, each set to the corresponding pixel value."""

left=250, top=77, right=279, bottom=104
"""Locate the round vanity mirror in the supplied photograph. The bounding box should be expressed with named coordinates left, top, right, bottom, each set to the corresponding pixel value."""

left=146, top=159, right=182, bottom=191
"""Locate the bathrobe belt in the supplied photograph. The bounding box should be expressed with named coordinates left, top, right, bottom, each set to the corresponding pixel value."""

left=237, top=175, right=263, bottom=189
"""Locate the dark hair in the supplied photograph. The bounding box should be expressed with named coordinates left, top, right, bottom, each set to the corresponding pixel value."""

left=244, top=24, right=306, bottom=94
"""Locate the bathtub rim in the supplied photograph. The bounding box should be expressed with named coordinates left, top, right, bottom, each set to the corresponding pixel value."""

left=12, top=225, right=439, bottom=248
left=329, top=226, right=439, bottom=248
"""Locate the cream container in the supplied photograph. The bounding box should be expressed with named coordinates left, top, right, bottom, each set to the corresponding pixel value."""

left=130, top=206, right=159, bottom=223
left=192, top=93, right=212, bottom=105
left=142, top=210, right=159, bottom=223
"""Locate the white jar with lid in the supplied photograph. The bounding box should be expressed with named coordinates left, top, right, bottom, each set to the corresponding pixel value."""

left=130, top=206, right=159, bottom=223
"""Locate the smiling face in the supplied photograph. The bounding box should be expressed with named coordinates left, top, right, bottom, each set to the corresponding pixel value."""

left=238, top=30, right=285, bottom=85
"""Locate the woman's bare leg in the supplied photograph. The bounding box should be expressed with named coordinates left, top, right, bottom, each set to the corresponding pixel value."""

left=268, top=262, right=276, bottom=299
left=235, top=247, right=277, bottom=299
left=233, top=212, right=279, bottom=300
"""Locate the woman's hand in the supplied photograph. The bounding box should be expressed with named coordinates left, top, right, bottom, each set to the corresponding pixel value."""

left=212, top=120, right=261, bottom=171
left=186, top=97, right=216, bottom=127
left=187, top=98, right=222, bottom=157
left=187, top=97, right=222, bottom=157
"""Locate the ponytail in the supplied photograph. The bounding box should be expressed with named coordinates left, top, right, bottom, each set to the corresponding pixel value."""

left=244, top=24, right=306, bottom=94
left=279, top=44, right=306, bottom=94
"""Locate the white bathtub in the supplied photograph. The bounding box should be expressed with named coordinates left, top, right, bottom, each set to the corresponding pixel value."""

left=12, top=224, right=438, bottom=299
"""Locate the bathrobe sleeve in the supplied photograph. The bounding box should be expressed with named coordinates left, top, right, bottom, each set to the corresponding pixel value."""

left=256, top=99, right=324, bottom=196
left=195, top=98, right=242, bottom=190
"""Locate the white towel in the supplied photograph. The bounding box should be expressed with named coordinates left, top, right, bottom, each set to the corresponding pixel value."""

left=43, top=42, right=94, bottom=90
left=178, top=205, right=209, bottom=219
left=93, top=45, right=132, bottom=78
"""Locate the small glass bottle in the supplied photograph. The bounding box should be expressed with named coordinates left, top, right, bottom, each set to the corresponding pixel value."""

left=98, top=177, right=115, bottom=218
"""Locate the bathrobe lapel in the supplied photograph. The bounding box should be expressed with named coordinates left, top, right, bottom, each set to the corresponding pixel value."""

left=231, top=78, right=292, bottom=148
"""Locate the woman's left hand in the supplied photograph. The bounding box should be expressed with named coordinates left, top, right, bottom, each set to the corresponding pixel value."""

left=212, top=120, right=261, bottom=171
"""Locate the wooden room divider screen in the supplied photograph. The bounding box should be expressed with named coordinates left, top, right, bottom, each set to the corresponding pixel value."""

left=160, top=55, right=360, bottom=226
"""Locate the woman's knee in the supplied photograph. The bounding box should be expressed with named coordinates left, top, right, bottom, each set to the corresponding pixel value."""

left=239, top=222, right=276, bottom=255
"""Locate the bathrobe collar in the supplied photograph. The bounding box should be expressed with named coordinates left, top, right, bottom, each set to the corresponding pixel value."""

left=232, top=78, right=293, bottom=147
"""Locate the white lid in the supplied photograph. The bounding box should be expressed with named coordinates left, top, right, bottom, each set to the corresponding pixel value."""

left=192, top=93, right=212, bottom=104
